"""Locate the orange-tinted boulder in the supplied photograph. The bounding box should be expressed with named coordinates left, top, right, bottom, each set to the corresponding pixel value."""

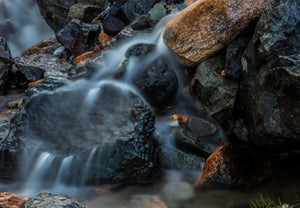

left=21, top=38, right=62, bottom=56
left=0, top=192, right=27, bottom=208
left=195, top=144, right=270, bottom=187
left=163, top=0, right=269, bottom=67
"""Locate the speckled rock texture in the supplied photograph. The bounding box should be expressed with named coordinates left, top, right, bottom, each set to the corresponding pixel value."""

left=163, top=0, right=270, bottom=67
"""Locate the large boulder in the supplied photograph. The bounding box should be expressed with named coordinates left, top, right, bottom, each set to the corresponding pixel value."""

left=4, top=83, right=159, bottom=185
left=163, top=0, right=269, bottom=67
left=20, top=193, right=86, bottom=208
left=233, top=0, right=300, bottom=150
left=0, top=37, right=12, bottom=92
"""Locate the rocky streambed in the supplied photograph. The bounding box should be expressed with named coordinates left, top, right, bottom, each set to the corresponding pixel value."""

left=0, top=0, right=299, bottom=207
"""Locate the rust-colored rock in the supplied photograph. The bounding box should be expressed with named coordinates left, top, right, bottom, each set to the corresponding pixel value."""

left=196, top=144, right=270, bottom=187
left=163, top=0, right=269, bottom=67
left=21, top=38, right=62, bottom=56
left=28, top=79, right=44, bottom=88
left=0, top=192, right=27, bottom=208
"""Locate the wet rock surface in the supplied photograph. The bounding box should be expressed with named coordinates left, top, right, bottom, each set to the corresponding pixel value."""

left=13, top=54, right=74, bottom=87
left=0, top=192, right=28, bottom=208
left=36, top=0, right=100, bottom=33
left=20, top=193, right=86, bottom=208
left=131, top=194, right=168, bottom=208
left=147, top=3, right=167, bottom=27
left=163, top=0, right=269, bottom=67
left=196, top=144, right=270, bottom=186
left=6, top=84, right=159, bottom=185
left=191, top=54, right=238, bottom=133
left=21, top=38, right=62, bottom=57
left=133, top=57, right=178, bottom=109
left=0, top=37, right=12, bottom=92
left=233, top=0, right=300, bottom=150
left=225, top=38, right=249, bottom=80
left=56, top=19, right=100, bottom=56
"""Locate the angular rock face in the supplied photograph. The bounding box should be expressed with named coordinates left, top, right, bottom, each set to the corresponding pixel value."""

left=21, top=38, right=62, bottom=56
left=5, top=84, right=159, bottom=185
left=36, top=0, right=100, bottom=32
left=13, top=54, right=74, bottom=87
left=0, top=192, right=28, bottom=208
left=67, top=4, right=103, bottom=22
left=233, top=0, right=300, bottom=150
left=133, top=57, right=178, bottom=109
left=20, top=193, right=86, bottom=208
left=196, top=144, right=270, bottom=186
left=163, top=0, right=270, bottom=67
left=0, top=37, right=12, bottom=92
left=56, top=19, right=100, bottom=56
left=191, top=54, right=238, bottom=132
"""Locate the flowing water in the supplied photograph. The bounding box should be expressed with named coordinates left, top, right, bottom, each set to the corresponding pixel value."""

left=0, top=1, right=299, bottom=208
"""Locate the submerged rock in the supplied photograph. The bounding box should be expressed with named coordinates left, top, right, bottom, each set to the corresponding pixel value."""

left=56, top=19, right=100, bottom=56
left=233, top=0, right=300, bottom=150
left=21, top=38, right=62, bottom=57
left=196, top=144, right=270, bottom=186
left=0, top=37, right=12, bottom=92
left=13, top=54, right=74, bottom=87
left=191, top=54, right=238, bottom=132
left=131, top=194, right=168, bottom=208
left=6, top=84, right=159, bottom=185
left=0, top=192, right=28, bottom=208
left=20, top=193, right=86, bottom=208
left=163, top=0, right=269, bottom=67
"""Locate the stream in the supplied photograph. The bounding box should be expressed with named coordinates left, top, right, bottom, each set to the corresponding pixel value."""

left=0, top=0, right=299, bottom=208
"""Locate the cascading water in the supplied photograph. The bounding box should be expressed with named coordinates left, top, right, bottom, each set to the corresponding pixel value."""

left=0, top=0, right=54, bottom=57
left=0, top=0, right=226, bottom=202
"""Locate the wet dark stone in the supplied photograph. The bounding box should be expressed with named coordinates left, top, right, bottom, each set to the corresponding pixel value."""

left=103, top=13, right=128, bottom=35
left=125, top=43, right=155, bottom=58
left=0, top=37, right=12, bottom=92
left=20, top=193, right=87, bottom=208
left=133, top=57, right=178, bottom=109
left=120, top=0, right=160, bottom=23
left=36, top=0, right=101, bottom=32
left=196, top=144, right=270, bottom=186
left=225, top=37, right=249, bottom=80
left=13, top=54, right=74, bottom=87
left=6, top=84, right=159, bottom=185
left=56, top=19, right=100, bottom=56
left=67, top=4, right=103, bottom=22
left=233, top=0, right=300, bottom=151
left=254, top=0, right=300, bottom=61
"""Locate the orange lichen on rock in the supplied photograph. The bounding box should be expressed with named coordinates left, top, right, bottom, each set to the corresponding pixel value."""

left=98, top=29, right=112, bottom=47
left=73, top=50, right=97, bottom=66
left=221, top=70, right=226, bottom=77
left=170, top=114, right=188, bottom=128
left=28, top=79, right=44, bottom=88
left=0, top=192, right=28, bottom=208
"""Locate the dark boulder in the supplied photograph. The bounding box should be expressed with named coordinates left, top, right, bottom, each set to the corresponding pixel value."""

left=56, top=19, right=100, bottom=56
left=133, top=57, right=178, bottom=109
left=195, top=144, right=270, bottom=187
left=6, top=84, right=159, bottom=185
left=225, top=37, right=249, bottom=80
left=233, top=0, right=300, bottom=150
left=36, top=0, right=101, bottom=33
left=67, top=3, right=103, bottom=22
left=20, top=193, right=86, bottom=208
left=0, top=37, right=12, bottom=92
left=13, top=54, right=74, bottom=88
